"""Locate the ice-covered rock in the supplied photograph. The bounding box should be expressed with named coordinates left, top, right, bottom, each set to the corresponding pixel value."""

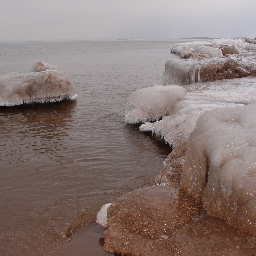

left=164, top=38, right=256, bottom=85
left=194, top=45, right=223, bottom=58
left=0, top=61, right=77, bottom=106
left=219, top=45, right=239, bottom=56
left=102, top=40, right=256, bottom=255
left=181, top=102, right=256, bottom=235
left=125, top=85, right=186, bottom=124
left=162, top=58, right=201, bottom=85
left=245, top=38, right=256, bottom=44
left=171, top=41, right=214, bottom=56
left=175, top=47, right=193, bottom=59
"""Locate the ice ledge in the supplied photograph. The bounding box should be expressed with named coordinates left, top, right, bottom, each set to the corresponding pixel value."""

left=162, top=38, right=256, bottom=85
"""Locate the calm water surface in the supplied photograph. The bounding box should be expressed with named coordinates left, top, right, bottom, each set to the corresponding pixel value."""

left=0, top=40, right=177, bottom=255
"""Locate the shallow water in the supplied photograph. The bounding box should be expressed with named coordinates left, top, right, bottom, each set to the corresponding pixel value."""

left=0, top=40, right=176, bottom=254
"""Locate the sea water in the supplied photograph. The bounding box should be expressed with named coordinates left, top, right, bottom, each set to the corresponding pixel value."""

left=0, top=40, right=177, bottom=255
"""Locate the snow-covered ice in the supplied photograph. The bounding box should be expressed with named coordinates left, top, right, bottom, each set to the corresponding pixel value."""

left=0, top=61, right=77, bottom=106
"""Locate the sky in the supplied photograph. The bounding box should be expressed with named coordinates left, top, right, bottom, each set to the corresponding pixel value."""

left=0, top=0, right=255, bottom=42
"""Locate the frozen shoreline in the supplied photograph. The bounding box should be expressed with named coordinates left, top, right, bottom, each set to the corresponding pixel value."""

left=99, top=38, right=256, bottom=255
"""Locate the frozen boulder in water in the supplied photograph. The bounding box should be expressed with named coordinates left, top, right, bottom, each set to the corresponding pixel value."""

left=125, top=85, right=186, bottom=124
left=0, top=61, right=77, bottom=106
left=181, top=102, right=256, bottom=235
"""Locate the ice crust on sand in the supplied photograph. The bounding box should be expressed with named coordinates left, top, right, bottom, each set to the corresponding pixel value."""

left=0, top=61, right=77, bottom=106
left=125, top=85, right=186, bottom=124
left=162, top=38, right=256, bottom=85
left=103, top=185, right=254, bottom=255
left=103, top=185, right=200, bottom=255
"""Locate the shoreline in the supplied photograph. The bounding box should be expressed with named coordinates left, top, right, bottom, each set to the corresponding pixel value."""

left=101, top=38, right=256, bottom=255
left=51, top=133, right=172, bottom=255
left=54, top=38, right=256, bottom=255
left=51, top=223, right=111, bottom=256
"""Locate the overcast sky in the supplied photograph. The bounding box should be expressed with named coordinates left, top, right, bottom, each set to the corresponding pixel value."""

left=0, top=0, right=255, bottom=42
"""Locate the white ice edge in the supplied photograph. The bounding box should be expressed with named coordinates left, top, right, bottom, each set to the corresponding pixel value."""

left=96, top=203, right=112, bottom=228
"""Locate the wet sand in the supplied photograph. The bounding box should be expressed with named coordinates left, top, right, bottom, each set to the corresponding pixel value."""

left=52, top=224, right=111, bottom=256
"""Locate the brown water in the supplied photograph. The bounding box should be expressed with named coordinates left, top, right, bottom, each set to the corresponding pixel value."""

left=0, top=40, right=177, bottom=255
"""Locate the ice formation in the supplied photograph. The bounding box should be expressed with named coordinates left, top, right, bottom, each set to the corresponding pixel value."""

left=99, top=39, right=256, bottom=255
left=139, top=77, right=256, bottom=147
left=0, top=61, right=77, bottom=106
left=125, top=85, right=186, bottom=124
left=181, top=102, right=256, bottom=235
left=125, top=76, right=256, bottom=235
left=162, top=38, right=256, bottom=85
left=96, top=203, right=112, bottom=228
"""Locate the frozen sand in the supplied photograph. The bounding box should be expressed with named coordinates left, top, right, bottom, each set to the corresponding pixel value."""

left=103, top=185, right=255, bottom=255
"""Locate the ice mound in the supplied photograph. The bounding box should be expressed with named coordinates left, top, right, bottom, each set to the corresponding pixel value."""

left=181, top=102, right=256, bottom=235
left=139, top=92, right=233, bottom=147
left=0, top=61, right=77, bottom=106
left=162, top=38, right=256, bottom=85
left=125, top=85, right=186, bottom=124
left=139, top=77, right=256, bottom=147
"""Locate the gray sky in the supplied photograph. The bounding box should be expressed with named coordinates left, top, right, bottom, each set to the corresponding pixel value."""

left=0, top=0, right=255, bottom=42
